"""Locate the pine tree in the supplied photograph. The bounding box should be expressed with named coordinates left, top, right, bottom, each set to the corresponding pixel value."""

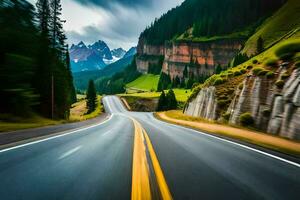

left=36, top=0, right=50, bottom=36
left=50, top=0, right=66, bottom=50
left=66, top=49, right=77, bottom=103
left=86, top=80, right=97, bottom=113
left=166, top=89, right=178, bottom=110
left=257, top=36, right=264, bottom=54
left=180, top=77, right=186, bottom=88
left=183, top=65, right=188, bottom=78
left=157, top=91, right=167, bottom=111
left=215, top=64, right=222, bottom=74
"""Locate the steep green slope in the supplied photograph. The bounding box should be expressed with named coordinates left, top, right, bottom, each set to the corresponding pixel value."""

left=140, top=0, right=285, bottom=44
left=126, top=74, right=160, bottom=92
left=242, top=0, right=300, bottom=55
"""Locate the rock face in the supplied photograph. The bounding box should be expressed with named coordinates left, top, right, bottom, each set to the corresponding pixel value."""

left=185, top=67, right=300, bottom=140
left=185, top=87, right=217, bottom=120
left=136, top=39, right=243, bottom=78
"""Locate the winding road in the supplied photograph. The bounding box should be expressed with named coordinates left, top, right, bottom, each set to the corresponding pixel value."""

left=0, top=96, right=299, bottom=200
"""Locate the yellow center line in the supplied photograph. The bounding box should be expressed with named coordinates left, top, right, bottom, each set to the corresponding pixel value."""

left=130, top=117, right=173, bottom=200
left=143, top=130, right=173, bottom=200
left=131, top=119, right=152, bottom=200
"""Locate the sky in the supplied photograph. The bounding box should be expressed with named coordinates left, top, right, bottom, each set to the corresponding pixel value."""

left=28, top=0, right=184, bottom=50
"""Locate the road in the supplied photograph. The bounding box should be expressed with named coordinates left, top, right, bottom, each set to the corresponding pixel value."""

left=0, top=96, right=299, bottom=200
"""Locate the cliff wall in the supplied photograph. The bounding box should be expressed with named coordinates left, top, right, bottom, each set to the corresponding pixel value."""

left=184, top=67, right=300, bottom=140
left=136, top=39, right=243, bottom=78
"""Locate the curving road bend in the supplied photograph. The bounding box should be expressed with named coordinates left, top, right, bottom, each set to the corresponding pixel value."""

left=0, top=95, right=299, bottom=200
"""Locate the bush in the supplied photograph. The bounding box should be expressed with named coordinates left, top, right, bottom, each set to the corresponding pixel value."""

left=275, top=80, right=284, bottom=89
left=239, top=112, right=254, bottom=126
left=252, top=60, right=258, bottom=64
left=213, top=78, right=224, bottom=85
left=252, top=67, right=264, bottom=75
left=217, top=99, right=231, bottom=108
left=222, top=112, right=231, bottom=121
left=240, top=69, right=247, bottom=74
left=281, top=72, right=290, bottom=80
left=258, top=70, right=269, bottom=76
left=275, top=41, right=300, bottom=60
left=264, top=58, right=277, bottom=67
left=238, top=83, right=244, bottom=90
left=233, top=70, right=242, bottom=76
left=247, top=65, right=253, bottom=70
left=262, top=109, right=271, bottom=117
left=266, top=71, right=275, bottom=79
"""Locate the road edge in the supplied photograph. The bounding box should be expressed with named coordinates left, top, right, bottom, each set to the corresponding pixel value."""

left=153, top=112, right=300, bottom=164
left=0, top=113, right=111, bottom=151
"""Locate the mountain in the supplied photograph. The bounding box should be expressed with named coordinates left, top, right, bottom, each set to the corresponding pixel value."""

left=111, top=48, right=126, bottom=58
left=70, top=40, right=119, bottom=72
left=88, top=40, right=113, bottom=62
left=124, top=47, right=137, bottom=58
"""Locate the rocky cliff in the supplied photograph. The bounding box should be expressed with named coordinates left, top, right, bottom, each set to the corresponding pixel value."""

left=136, top=39, right=243, bottom=78
left=185, top=65, right=300, bottom=140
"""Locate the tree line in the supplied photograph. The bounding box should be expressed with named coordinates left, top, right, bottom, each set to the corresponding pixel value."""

left=140, top=0, right=284, bottom=44
left=0, top=0, right=76, bottom=119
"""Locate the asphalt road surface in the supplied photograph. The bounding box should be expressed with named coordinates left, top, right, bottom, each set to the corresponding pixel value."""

left=0, top=96, right=299, bottom=200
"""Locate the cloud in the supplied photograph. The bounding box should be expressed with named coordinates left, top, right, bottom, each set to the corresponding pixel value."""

left=73, top=0, right=153, bottom=9
left=29, top=0, right=184, bottom=49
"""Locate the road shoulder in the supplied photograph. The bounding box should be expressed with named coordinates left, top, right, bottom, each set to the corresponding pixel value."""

left=0, top=113, right=109, bottom=150
left=155, top=110, right=300, bottom=158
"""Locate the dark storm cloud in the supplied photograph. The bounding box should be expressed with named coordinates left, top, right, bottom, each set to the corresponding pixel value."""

left=74, top=0, right=153, bottom=8
left=67, top=0, right=184, bottom=49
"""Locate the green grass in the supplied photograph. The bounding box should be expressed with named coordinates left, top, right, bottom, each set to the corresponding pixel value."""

left=242, top=0, right=300, bottom=55
left=0, top=96, right=103, bottom=132
left=69, top=96, right=103, bottom=121
left=126, top=74, right=160, bottom=92
left=0, top=115, right=64, bottom=132
left=121, top=88, right=192, bottom=103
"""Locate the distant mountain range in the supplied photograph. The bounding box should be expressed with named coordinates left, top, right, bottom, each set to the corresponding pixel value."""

left=69, top=40, right=136, bottom=72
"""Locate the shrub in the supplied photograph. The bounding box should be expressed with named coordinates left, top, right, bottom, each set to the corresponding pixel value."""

left=264, top=58, right=277, bottom=67
left=240, top=69, right=247, bottom=74
left=239, top=112, right=254, bottom=126
left=275, top=41, right=300, bottom=60
left=266, top=71, right=275, bottom=79
left=262, top=109, right=271, bottom=117
left=233, top=70, right=242, bottom=76
left=213, top=78, right=224, bottom=85
left=252, top=67, right=264, bottom=75
left=258, top=70, right=269, bottom=76
left=217, top=99, right=231, bottom=108
left=275, top=80, right=284, bottom=89
left=222, top=112, right=231, bottom=121
left=281, top=72, right=290, bottom=80
left=238, top=83, right=244, bottom=90
left=252, top=59, right=258, bottom=64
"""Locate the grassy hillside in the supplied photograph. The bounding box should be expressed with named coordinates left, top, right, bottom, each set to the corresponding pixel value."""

left=140, top=0, right=284, bottom=44
left=126, top=74, right=160, bottom=92
left=122, top=89, right=191, bottom=103
left=242, top=0, right=300, bottom=55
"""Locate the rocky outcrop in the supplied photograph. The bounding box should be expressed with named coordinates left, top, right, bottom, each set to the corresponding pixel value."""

left=185, top=87, right=218, bottom=121
left=185, top=67, right=300, bottom=140
left=136, top=39, right=243, bottom=77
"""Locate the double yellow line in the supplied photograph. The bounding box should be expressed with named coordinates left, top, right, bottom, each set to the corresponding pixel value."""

left=130, top=118, right=173, bottom=200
